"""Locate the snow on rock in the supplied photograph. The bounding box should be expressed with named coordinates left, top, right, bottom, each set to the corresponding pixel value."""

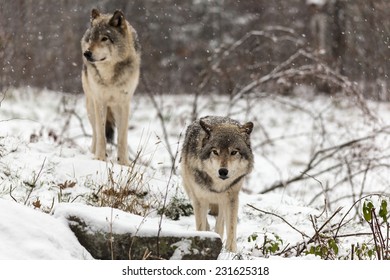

left=170, top=239, right=195, bottom=260
left=53, top=203, right=222, bottom=260
left=53, top=202, right=219, bottom=239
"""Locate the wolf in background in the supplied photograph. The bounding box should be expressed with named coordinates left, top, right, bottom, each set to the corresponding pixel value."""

left=81, top=8, right=141, bottom=165
left=181, top=116, right=254, bottom=252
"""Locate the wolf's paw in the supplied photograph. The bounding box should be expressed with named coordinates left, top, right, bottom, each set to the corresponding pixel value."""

left=118, top=157, right=131, bottom=166
left=225, top=240, right=237, bottom=253
left=94, top=154, right=107, bottom=161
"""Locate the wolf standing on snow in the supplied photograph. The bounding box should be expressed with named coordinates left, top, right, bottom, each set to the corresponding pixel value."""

left=181, top=116, right=254, bottom=252
left=81, top=9, right=140, bottom=165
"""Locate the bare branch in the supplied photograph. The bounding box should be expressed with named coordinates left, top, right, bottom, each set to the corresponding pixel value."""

left=141, top=75, right=177, bottom=172
left=247, top=204, right=309, bottom=238
left=261, top=127, right=389, bottom=194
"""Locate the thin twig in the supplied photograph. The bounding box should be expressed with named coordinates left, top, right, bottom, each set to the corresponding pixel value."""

left=247, top=204, right=309, bottom=238
left=261, top=130, right=383, bottom=194
left=24, top=158, right=46, bottom=205
left=334, top=193, right=390, bottom=239
left=156, top=132, right=182, bottom=257
left=141, top=75, right=176, bottom=171
left=297, top=207, right=343, bottom=255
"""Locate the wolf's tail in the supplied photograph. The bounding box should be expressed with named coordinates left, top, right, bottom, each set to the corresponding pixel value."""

left=106, top=108, right=115, bottom=144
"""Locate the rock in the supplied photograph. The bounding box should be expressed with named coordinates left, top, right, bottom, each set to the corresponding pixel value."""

left=54, top=203, right=222, bottom=260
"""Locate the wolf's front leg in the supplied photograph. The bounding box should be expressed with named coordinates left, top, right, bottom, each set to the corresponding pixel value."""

left=93, top=101, right=107, bottom=161
left=215, top=202, right=225, bottom=238
left=225, top=192, right=239, bottom=252
left=193, top=199, right=209, bottom=231
left=86, top=96, right=96, bottom=153
left=116, top=104, right=130, bottom=166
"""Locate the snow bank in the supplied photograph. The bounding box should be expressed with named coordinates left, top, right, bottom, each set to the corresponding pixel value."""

left=0, top=199, right=92, bottom=259
left=53, top=202, right=220, bottom=239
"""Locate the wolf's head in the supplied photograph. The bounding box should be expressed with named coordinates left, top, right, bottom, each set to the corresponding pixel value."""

left=81, top=9, right=140, bottom=64
left=198, top=117, right=254, bottom=181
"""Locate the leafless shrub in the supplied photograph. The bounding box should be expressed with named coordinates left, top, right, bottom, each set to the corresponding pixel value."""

left=201, top=28, right=375, bottom=119
left=248, top=193, right=390, bottom=259
left=89, top=160, right=153, bottom=217
left=262, top=127, right=390, bottom=193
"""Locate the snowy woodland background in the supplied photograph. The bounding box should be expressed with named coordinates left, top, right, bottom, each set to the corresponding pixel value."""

left=1, top=0, right=390, bottom=260
left=1, top=0, right=390, bottom=97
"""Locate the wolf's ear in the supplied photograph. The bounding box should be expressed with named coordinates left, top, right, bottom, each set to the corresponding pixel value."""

left=241, top=122, right=253, bottom=135
left=91, top=9, right=100, bottom=20
left=199, top=119, right=212, bottom=136
left=110, top=10, right=125, bottom=28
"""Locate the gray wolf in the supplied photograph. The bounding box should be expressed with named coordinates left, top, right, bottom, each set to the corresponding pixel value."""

left=81, top=8, right=141, bottom=165
left=181, top=116, right=254, bottom=252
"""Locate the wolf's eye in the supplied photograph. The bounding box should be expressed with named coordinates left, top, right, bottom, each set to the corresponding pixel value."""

left=101, top=36, right=109, bottom=42
left=230, top=150, right=238, bottom=156
left=212, top=150, right=219, bottom=156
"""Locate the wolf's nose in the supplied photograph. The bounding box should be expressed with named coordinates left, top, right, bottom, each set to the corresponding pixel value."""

left=84, top=50, right=93, bottom=60
left=218, top=168, right=229, bottom=179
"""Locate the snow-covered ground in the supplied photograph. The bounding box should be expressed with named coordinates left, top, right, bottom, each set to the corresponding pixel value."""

left=1, top=87, right=390, bottom=260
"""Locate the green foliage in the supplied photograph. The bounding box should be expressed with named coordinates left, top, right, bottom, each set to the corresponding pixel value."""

left=360, top=198, right=390, bottom=260
left=305, top=238, right=339, bottom=260
left=363, top=198, right=388, bottom=224
left=354, top=243, right=376, bottom=260
left=302, top=197, right=390, bottom=260
left=379, top=200, right=388, bottom=223
left=247, top=232, right=284, bottom=257
left=328, top=238, right=339, bottom=255
left=158, top=196, right=193, bottom=220
left=245, top=197, right=390, bottom=260
left=363, top=200, right=374, bottom=222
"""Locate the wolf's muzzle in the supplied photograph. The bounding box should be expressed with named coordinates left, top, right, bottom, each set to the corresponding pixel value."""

left=84, top=50, right=94, bottom=62
left=218, top=168, right=229, bottom=180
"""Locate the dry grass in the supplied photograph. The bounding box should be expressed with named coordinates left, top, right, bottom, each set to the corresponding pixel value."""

left=88, top=160, right=154, bottom=217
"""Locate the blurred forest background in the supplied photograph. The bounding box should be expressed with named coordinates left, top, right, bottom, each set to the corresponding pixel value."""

left=0, top=0, right=389, bottom=100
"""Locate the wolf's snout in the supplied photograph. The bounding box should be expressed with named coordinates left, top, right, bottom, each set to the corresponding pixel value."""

left=84, top=50, right=93, bottom=61
left=218, top=168, right=229, bottom=180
